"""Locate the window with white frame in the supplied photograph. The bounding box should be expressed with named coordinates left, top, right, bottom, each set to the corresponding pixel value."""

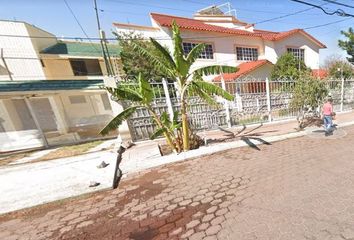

left=287, top=48, right=305, bottom=61
left=236, top=47, right=258, bottom=61
left=182, top=42, right=214, bottom=59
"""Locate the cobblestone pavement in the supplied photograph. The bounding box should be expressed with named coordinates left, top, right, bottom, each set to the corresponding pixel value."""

left=2, top=125, right=354, bottom=240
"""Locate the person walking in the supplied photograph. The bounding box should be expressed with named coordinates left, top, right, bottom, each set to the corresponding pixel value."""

left=322, top=97, right=334, bottom=136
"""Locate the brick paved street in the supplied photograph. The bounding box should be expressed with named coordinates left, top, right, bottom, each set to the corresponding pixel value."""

left=1, top=125, right=354, bottom=240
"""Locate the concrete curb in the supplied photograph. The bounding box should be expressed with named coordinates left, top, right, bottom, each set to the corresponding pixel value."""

left=122, top=121, right=354, bottom=176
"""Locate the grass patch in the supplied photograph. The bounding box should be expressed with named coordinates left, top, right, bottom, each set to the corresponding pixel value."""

left=0, top=152, right=31, bottom=166
left=35, top=140, right=104, bottom=162
left=237, top=116, right=263, bottom=125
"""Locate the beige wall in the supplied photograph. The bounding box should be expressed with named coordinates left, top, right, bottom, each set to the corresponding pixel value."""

left=25, top=23, right=57, bottom=53
left=0, top=21, right=46, bottom=81
left=41, top=56, right=120, bottom=80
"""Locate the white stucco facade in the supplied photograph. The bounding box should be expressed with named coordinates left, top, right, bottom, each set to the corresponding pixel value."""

left=0, top=20, right=57, bottom=81
left=114, top=13, right=325, bottom=76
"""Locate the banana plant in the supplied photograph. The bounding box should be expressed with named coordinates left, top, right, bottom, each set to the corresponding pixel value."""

left=132, top=20, right=238, bottom=151
left=100, top=73, right=180, bottom=152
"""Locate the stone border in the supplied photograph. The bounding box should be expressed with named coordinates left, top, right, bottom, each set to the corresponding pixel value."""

left=122, top=120, right=354, bottom=178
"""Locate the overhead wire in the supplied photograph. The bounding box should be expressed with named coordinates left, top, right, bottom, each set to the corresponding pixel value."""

left=291, top=0, right=354, bottom=17
left=0, top=1, right=350, bottom=42
left=321, top=0, right=354, bottom=9
left=63, top=0, right=100, bottom=52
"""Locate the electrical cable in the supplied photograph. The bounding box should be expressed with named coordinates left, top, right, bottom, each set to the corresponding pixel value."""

left=63, top=0, right=101, bottom=52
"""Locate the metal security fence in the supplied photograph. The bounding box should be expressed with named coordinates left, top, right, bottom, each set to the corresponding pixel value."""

left=122, top=77, right=354, bottom=141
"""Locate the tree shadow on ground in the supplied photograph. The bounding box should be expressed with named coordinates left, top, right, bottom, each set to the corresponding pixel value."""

left=206, top=123, right=274, bottom=150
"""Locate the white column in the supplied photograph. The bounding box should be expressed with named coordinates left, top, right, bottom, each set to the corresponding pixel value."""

left=221, top=78, right=232, bottom=128
left=265, top=77, right=272, bottom=122
left=24, top=97, right=49, bottom=147
left=48, top=96, right=67, bottom=134
left=162, top=78, right=174, bottom=121
left=340, top=77, right=345, bottom=112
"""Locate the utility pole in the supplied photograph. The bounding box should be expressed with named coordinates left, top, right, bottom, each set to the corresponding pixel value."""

left=93, top=0, right=113, bottom=76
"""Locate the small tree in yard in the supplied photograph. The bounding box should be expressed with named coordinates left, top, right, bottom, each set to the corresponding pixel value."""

left=116, top=32, right=166, bottom=80
left=271, top=53, right=310, bottom=80
left=290, top=73, right=328, bottom=129
left=290, top=75, right=328, bottom=110
left=101, top=21, right=237, bottom=152
left=323, top=55, right=354, bottom=79
left=338, top=27, right=354, bottom=64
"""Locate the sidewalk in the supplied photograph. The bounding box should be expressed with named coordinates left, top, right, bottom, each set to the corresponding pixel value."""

left=2, top=117, right=354, bottom=239
left=0, top=111, right=353, bottom=215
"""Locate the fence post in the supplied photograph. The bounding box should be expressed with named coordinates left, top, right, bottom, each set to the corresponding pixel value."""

left=162, top=78, right=174, bottom=121
left=340, top=77, right=345, bottom=112
left=265, top=77, right=272, bottom=122
left=221, top=78, right=232, bottom=128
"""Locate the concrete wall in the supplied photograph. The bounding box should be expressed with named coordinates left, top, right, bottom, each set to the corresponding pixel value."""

left=273, top=32, right=320, bottom=69
left=0, top=91, right=117, bottom=152
left=0, top=21, right=46, bottom=81
left=25, top=23, right=57, bottom=53
left=41, top=56, right=111, bottom=80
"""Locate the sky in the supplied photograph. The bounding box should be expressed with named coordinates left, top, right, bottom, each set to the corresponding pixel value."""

left=1, top=0, right=354, bottom=65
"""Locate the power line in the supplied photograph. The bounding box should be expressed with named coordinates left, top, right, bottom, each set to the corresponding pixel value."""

left=291, top=0, right=354, bottom=17
left=254, top=7, right=316, bottom=24
left=107, top=0, right=327, bottom=26
left=254, top=2, right=329, bottom=25
left=322, top=0, right=354, bottom=9
left=105, top=0, right=195, bottom=13
left=304, top=18, right=350, bottom=29
left=63, top=0, right=100, bottom=52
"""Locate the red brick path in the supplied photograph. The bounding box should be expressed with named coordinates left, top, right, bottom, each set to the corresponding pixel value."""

left=1, top=125, right=354, bottom=240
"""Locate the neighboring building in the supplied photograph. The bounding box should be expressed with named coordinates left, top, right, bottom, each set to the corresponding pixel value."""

left=0, top=20, right=121, bottom=152
left=40, top=41, right=123, bottom=80
left=114, top=5, right=326, bottom=81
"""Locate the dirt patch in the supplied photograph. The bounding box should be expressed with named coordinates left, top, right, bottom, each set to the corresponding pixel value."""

left=0, top=152, right=31, bottom=166
left=34, top=140, right=105, bottom=162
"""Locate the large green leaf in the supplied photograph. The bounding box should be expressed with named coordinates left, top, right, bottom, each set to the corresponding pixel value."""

left=131, top=40, right=173, bottom=77
left=171, top=21, right=190, bottom=78
left=149, top=38, right=176, bottom=70
left=160, top=112, right=171, bottom=126
left=186, top=43, right=205, bottom=64
left=99, top=106, right=137, bottom=136
left=108, top=87, right=143, bottom=102
left=189, top=82, right=218, bottom=105
left=138, top=73, right=154, bottom=104
left=150, top=127, right=167, bottom=140
left=194, top=65, right=237, bottom=76
left=192, top=80, right=234, bottom=101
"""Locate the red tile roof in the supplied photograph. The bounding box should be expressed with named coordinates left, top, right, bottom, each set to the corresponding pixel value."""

left=312, top=69, right=328, bottom=79
left=150, top=13, right=326, bottom=48
left=213, top=60, right=272, bottom=81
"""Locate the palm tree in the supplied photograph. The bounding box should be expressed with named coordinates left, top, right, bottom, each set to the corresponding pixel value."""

left=100, top=73, right=180, bottom=152
left=132, top=21, right=237, bottom=151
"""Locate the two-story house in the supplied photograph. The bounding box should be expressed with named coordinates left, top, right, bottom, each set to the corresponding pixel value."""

left=114, top=7, right=326, bottom=81
left=0, top=20, right=121, bottom=152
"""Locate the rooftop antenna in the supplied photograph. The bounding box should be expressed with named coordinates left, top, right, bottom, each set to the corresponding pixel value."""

left=196, top=2, right=237, bottom=18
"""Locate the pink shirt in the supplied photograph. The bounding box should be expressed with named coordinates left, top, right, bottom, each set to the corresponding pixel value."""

left=323, top=102, right=333, bottom=116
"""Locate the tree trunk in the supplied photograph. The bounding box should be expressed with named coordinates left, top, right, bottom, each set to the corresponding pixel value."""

left=147, top=107, right=178, bottom=153
left=180, top=96, right=190, bottom=151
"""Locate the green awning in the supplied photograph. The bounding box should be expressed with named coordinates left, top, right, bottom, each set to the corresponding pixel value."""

left=0, top=80, right=104, bottom=92
left=41, top=41, right=120, bottom=57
